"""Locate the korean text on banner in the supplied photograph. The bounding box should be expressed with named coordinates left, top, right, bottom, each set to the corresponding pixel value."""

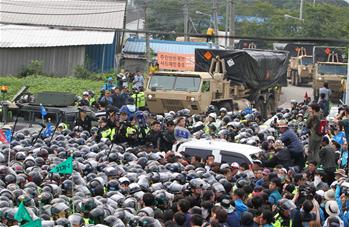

left=158, top=52, right=195, bottom=71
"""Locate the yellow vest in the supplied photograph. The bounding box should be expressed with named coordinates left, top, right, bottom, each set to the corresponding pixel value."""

left=126, top=126, right=138, bottom=138
left=132, top=92, right=146, bottom=108
left=207, top=27, right=214, bottom=36
left=101, top=128, right=112, bottom=139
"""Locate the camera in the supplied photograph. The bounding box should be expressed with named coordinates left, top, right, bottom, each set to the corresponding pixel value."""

left=299, top=185, right=315, bottom=201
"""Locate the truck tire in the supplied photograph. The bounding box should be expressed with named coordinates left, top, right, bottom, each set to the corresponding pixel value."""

left=290, top=70, right=295, bottom=85
left=294, top=71, right=299, bottom=86
left=220, top=101, right=233, bottom=112
left=266, top=98, right=275, bottom=118
left=255, top=99, right=266, bottom=120
left=313, top=88, right=319, bottom=102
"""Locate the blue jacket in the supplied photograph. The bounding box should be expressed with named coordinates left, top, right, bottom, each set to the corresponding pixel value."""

left=280, top=128, right=304, bottom=154
left=119, top=105, right=137, bottom=120
left=226, top=212, right=240, bottom=227
left=268, top=190, right=282, bottom=205
left=234, top=199, right=248, bottom=216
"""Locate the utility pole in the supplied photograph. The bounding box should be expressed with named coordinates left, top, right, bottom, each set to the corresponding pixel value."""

left=300, top=0, right=304, bottom=20
left=212, top=0, right=219, bottom=45
left=183, top=0, right=189, bottom=41
left=224, top=0, right=229, bottom=48
left=229, top=0, right=235, bottom=49
left=144, top=1, right=151, bottom=73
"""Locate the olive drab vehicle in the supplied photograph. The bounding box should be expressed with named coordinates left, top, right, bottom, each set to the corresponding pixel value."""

left=273, top=43, right=314, bottom=86
left=312, top=46, right=348, bottom=103
left=145, top=49, right=288, bottom=119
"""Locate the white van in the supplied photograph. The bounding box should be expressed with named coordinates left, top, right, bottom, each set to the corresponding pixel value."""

left=173, top=139, right=262, bottom=165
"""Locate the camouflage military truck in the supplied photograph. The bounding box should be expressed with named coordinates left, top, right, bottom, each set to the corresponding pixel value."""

left=274, top=43, right=314, bottom=86
left=312, top=46, right=348, bottom=103
left=145, top=49, right=289, bottom=119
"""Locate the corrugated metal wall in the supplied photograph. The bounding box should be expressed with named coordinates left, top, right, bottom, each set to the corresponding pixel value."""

left=85, top=42, right=116, bottom=73
left=0, top=46, right=85, bottom=76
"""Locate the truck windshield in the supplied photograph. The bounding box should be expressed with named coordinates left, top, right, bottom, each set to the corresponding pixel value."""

left=301, top=57, right=313, bottom=66
left=318, top=64, right=347, bottom=75
left=149, top=74, right=201, bottom=91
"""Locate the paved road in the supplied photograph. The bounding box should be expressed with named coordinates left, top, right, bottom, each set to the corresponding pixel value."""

left=279, top=82, right=313, bottom=108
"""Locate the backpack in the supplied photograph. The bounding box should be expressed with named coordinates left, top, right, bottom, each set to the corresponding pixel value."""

left=317, top=118, right=329, bottom=136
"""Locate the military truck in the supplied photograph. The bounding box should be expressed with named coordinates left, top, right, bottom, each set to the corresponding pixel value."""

left=274, top=43, right=314, bottom=86
left=312, top=46, right=348, bottom=103
left=145, top=49, right=288, bottom=118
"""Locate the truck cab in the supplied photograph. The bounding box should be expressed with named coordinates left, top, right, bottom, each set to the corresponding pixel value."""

left=289, top=47, right=314, bottom=86
left=145, top=71, right=213, bottom=113
left=145, top=55, right=254, bottom=114
left=313, top=61, right=348, bottom=102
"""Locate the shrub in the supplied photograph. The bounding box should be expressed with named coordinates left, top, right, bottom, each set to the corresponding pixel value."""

left=73, top=65, right=93, bottom=79
left=18, top=60, right=44, bottom=78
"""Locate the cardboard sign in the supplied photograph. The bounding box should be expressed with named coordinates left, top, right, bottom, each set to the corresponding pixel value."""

left=158, top=52, right=195, bottom=71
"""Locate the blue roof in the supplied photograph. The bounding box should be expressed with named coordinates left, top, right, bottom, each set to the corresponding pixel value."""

left=123, top=38, right=214, bottom=55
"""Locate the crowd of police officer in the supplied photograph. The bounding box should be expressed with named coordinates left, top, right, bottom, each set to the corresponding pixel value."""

left=1, top=78, right=349, bottom=227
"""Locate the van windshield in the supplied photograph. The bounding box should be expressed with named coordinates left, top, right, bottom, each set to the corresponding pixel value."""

left=149, top=74, right=201, bottom=92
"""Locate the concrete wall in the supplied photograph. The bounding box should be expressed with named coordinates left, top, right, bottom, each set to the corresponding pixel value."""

left=0, top=46, right=85, bottom=76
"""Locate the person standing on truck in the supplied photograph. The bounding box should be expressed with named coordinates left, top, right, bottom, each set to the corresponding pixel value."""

left=319, top=82, right=332, bottom=101
left=206, top=25, right=214, bottom=42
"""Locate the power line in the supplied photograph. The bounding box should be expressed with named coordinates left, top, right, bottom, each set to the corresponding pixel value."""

left=0, top=20, right=347, bottom=44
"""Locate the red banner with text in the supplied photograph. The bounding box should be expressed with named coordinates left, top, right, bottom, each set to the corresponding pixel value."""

left=158, top=52, right=195, bottom=71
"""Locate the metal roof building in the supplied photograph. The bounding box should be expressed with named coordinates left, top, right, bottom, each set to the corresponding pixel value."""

left=0, top=0, right=126, bottom=30
left=121, top=38, right=215, bottom=73
left=0, top=24, right=118, bottom=76
left=0, top=0, right=125, bottom=76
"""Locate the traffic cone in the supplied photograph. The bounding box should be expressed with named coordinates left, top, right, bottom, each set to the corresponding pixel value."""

left=304, top=91, right=309, bottom=100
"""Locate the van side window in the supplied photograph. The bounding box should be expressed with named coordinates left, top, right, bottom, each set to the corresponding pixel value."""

left=201, top=81, right=210, bottom=92
left=220, top=150, right=250, bottom=164
left=185, top=148, right=212, bottom=159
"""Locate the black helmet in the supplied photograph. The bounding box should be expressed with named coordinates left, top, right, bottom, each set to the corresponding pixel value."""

left=207, top=105, right=217, bottom=114
left=40, top=192, right=53, bottom=205
left=88, top=180, right=104, bottom=196
left=56, top=218, right=70, bottom=227
left=28, top=171, right=43, bottom=186
left=68, top=214, right=84, bottom=227
left=106, top=180, right=119, bottom=192
left=89, top=207, right=105, bottom=224
left=4, top=174, right=16, bottom=185
left=61, top=180, right=74, bottom=195
left=81, top=198, right=97, bottom=215
left=15, top=152, right=26, bottom=161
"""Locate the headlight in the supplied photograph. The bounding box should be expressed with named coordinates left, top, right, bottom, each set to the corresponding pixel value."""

left=148, top=94, right=152, bottom=99
left=190, top=97, right=195, bottom=102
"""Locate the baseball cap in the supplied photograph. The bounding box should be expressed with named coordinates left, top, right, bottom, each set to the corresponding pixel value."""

left=220, top=163, right=230, bottom=170
left=231, top=162, right=240, bottom=169
left=262, top=168, right=271, bottom=175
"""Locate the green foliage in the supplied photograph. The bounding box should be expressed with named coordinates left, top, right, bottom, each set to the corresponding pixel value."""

left=73, top=65, right=92, bottom=79
left=18, top=60, right=44, bottom=78
left=0, top=75, right=102, bottom=100
left=137, top=0, right=349, bottom=40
